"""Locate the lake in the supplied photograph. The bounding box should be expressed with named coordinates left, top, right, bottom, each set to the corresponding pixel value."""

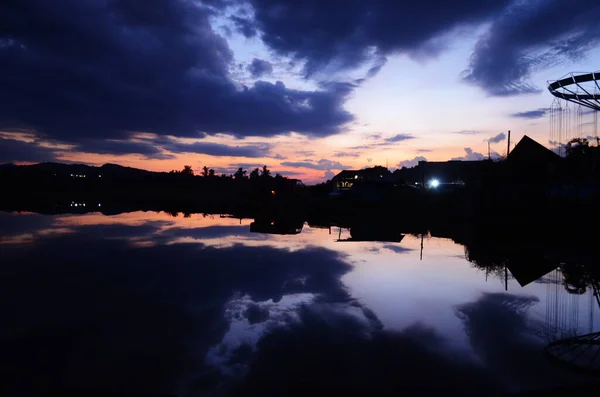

left=1, top=210, right=599, bottom=396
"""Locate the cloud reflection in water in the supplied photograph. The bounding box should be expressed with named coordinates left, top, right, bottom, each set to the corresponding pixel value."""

left=0, top=210, right=598, bottom=396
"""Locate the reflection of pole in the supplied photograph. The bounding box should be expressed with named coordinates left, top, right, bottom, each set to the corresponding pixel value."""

left=338, top=227, right=342, bottom=240
left=505, top=263, right=508, bottom=291
left=420, top=234, right=424, bottom=261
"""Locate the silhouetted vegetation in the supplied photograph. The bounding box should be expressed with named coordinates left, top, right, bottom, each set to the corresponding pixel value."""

left=0, top=162, right=305, bottom=218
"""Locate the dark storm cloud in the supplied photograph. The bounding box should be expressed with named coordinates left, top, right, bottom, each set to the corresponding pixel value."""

left=72, top=140, right=175, bottom=160
left=0, top=0, right=353, bottom=157
left=295, top=150, right=315, bottom=157
left=456, top=293, right=586, bottom=387
left=0, top=217, right=353, bottom=395
left=382, top=244, right=413, bottom=254
left=511, top=108, right=551, bottom=119
left=349, top=145, right=372, bottom=150
left=385, top=133, right=415, bottom=142
left=247, top=58, right=273, bottom=78
left=230, top=15, right=258, bottom=38
left=247, top=0, right=512, bottom=78
left=235, top=304, right=498, bottom=396
left=333, top=151, right=361, bottom=158
left=0, top=212, right=56, bottom=240
left=160, top=225, right=249, bottom=240
left=281, top=159, right=351, bottom=171
left=164, top=141, right=271, bottom=158
left=0, top=137, right=59, bottom=163
left=243, top=302, right=270, bottom=324
left=487, top=132, right=506, bottom=144
left=463, top=0, right=600, bottom=96
left=231, top=162, right=270, bottom=170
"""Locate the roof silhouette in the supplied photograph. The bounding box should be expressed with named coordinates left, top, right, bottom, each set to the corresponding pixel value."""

left=507, top=135, right=561, bottom=165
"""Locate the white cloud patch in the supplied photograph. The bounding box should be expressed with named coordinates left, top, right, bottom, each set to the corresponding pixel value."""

left=397, top=156, right=427, bottom=168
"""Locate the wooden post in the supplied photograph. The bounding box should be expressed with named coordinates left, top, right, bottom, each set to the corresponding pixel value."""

left=507, top=130, right=511, bottom=157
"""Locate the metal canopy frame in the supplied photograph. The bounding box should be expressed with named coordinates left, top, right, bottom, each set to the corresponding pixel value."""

left=548, top=72, right=600, bottom=112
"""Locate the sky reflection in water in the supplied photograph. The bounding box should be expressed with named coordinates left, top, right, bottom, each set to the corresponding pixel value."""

left=0, top=210, right=599, bottom=396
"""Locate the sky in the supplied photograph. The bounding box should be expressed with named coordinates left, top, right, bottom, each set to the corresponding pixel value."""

left=1, top=0, right=599, bottom=184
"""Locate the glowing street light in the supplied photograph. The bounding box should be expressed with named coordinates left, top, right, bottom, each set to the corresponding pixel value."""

left=428, top=179, right=440, bottom=188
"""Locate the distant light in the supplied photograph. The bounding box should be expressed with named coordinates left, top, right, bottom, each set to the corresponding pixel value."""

left=271, top=190, right=276, bottom=195
left=98, top=174, right=102, bottom=178
left=98, top=203, right=101, bottom=207
left=429, top=179, right=440, bottom=188
left=82, top=203, right=85, bottom=207
left=70, top=174, right=73, bottom=177
left=354, top=175, right=358, bottom=179
left=74, top=203, right=78, bottom=207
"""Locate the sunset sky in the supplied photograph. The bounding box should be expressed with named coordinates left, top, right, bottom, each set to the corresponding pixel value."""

left=1, top=0, right=599, bottom=184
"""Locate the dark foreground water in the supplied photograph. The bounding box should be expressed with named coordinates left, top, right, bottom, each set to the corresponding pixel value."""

left=1, top=210, right=599, bottom=396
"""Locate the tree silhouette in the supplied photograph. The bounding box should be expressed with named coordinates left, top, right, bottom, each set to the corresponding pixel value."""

left=201, top=166, right=209, bottom=177
left=250, top=168, right=260, bottom=179
left=181, top=165, right=194, bottom=177
left=566, top=137, right=589, bottom=158
left=260, top=165, right=271, bottom=178
left=208, top=168, right=215, bottom=177
left=234, top=167, right=247, bottom=180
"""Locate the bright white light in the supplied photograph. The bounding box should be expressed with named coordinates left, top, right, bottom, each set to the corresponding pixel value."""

left=74, top=203, right=78, bottom=207
left=98, top=203, right=101, bottom=207
left=429, top=179, right=440, bottom=188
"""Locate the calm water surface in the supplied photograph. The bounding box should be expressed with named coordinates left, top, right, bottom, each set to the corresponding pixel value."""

left=1, top=210, right=599, bottom=396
